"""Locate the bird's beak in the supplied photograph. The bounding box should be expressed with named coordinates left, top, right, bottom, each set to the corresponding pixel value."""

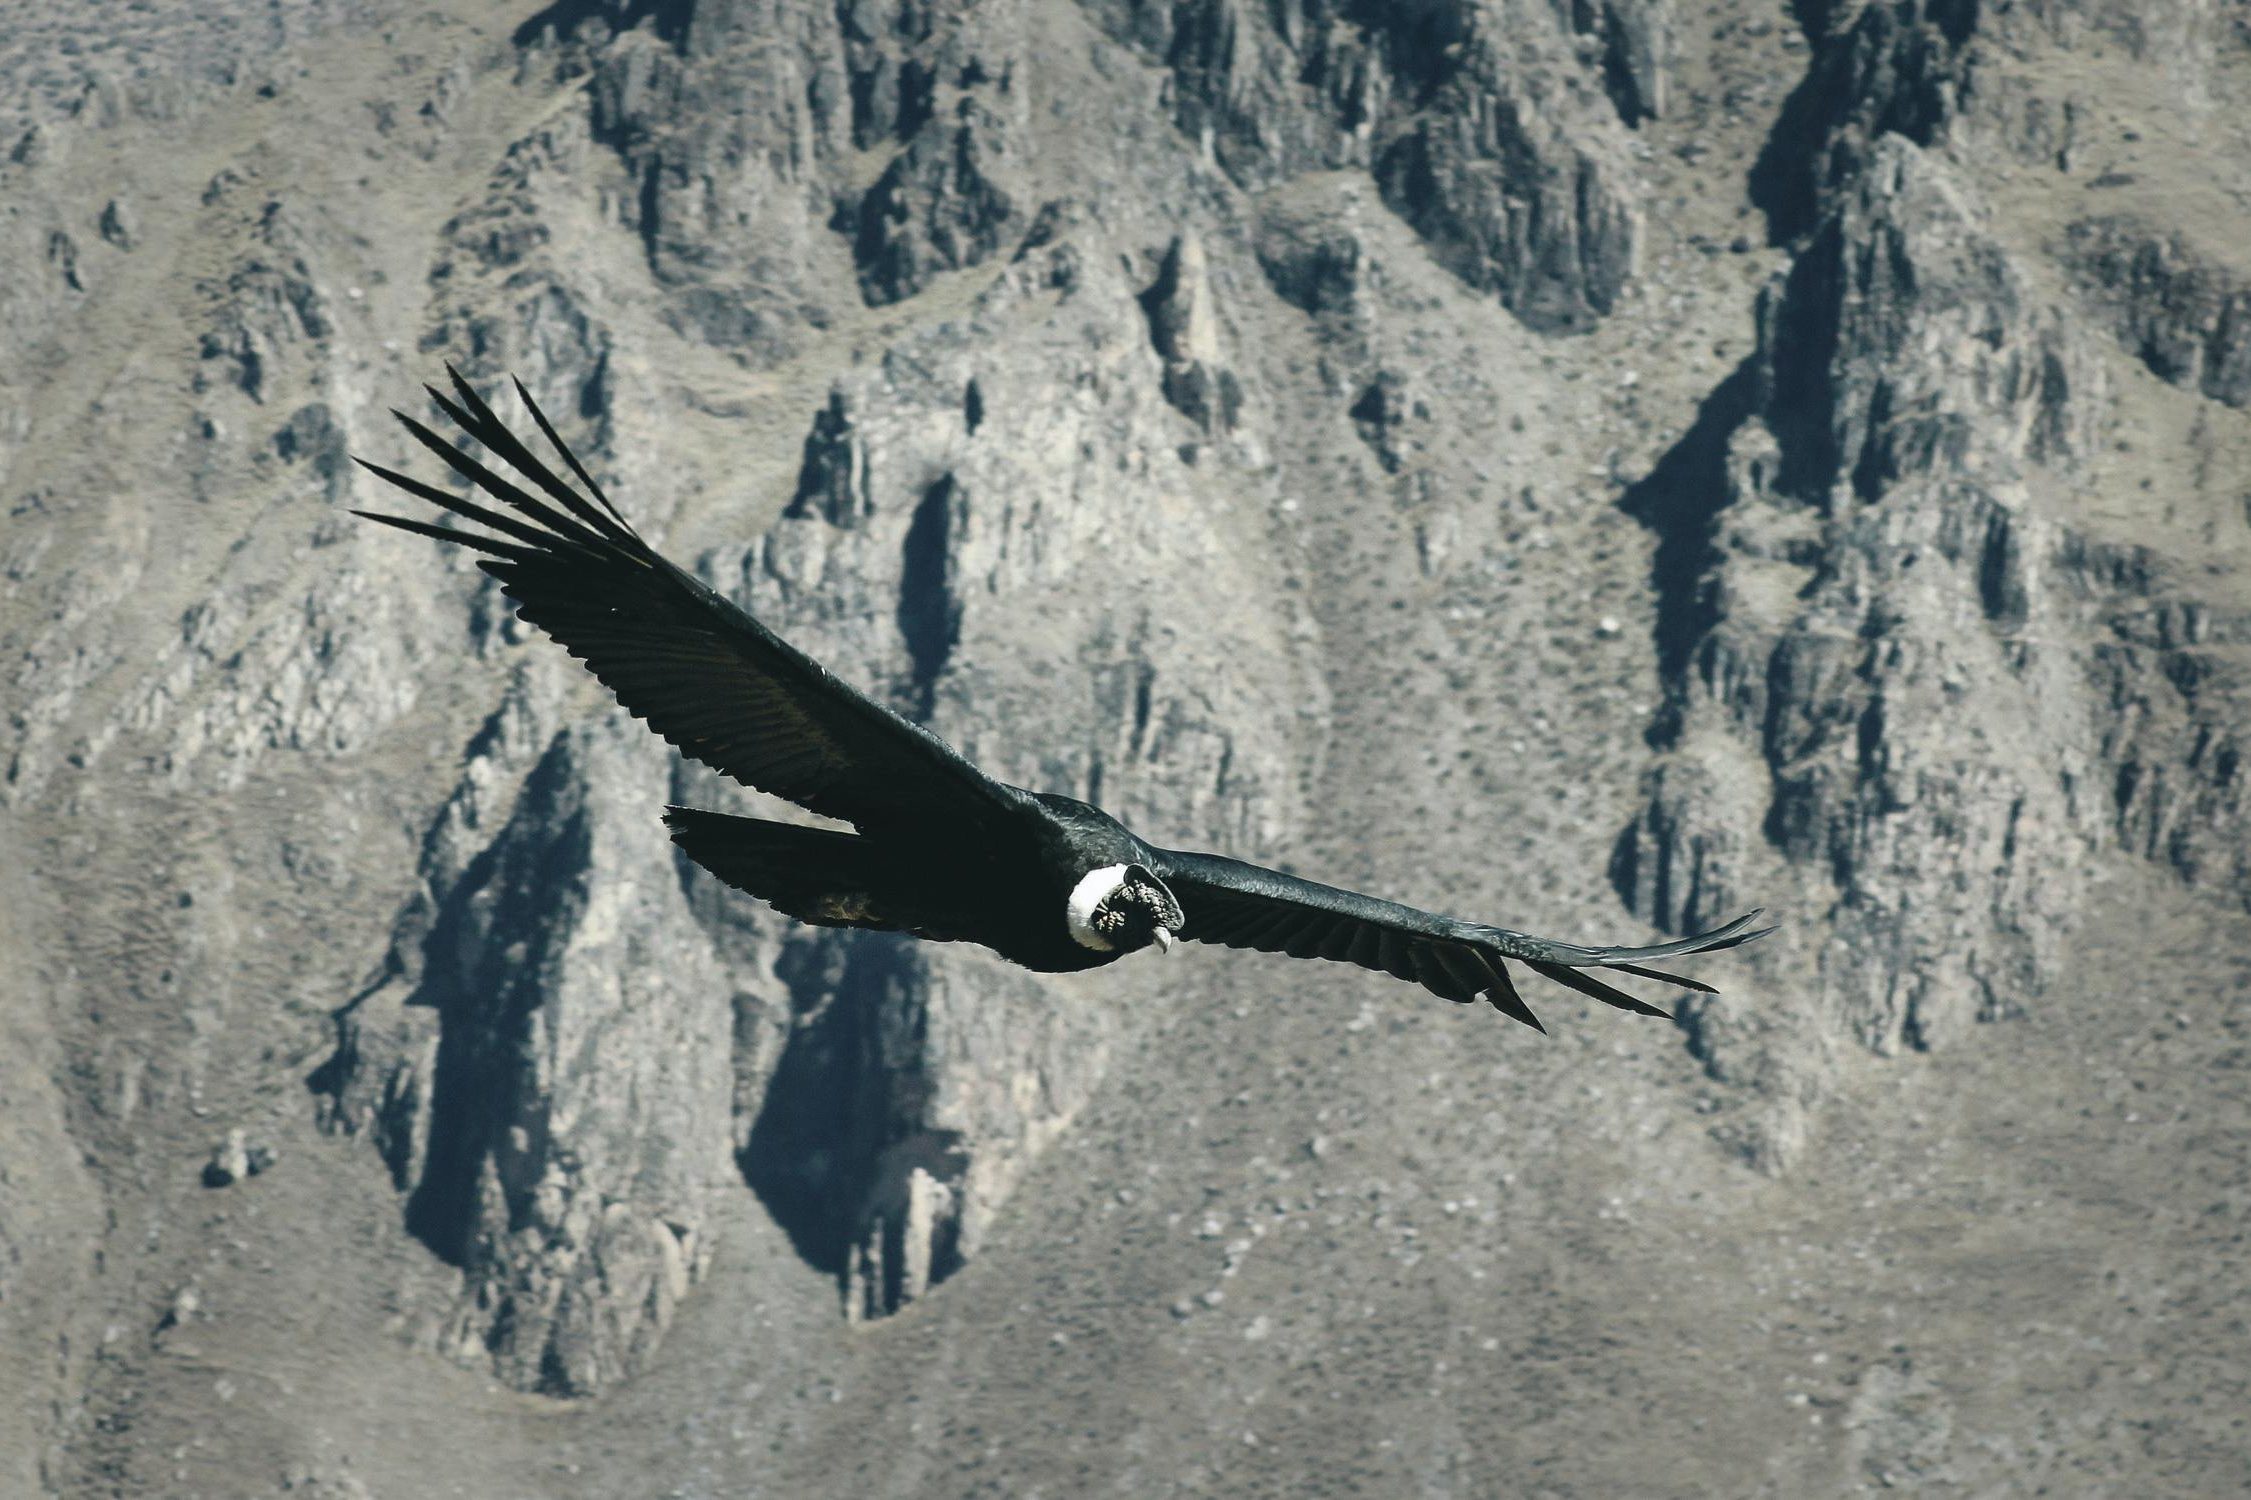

left=1153, top=927, right=1174, bottom=955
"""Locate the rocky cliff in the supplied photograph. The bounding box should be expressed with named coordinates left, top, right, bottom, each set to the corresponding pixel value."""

left=4, top=0, right=2247, bottom=1494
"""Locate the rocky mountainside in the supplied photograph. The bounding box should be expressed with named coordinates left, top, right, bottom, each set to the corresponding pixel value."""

left=3, top=1, right=2247, bottom=1494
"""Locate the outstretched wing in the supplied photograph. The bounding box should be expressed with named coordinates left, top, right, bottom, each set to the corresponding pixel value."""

left=355, top=367, right=1026, bottom=835
left=1149, top=849, right=1772, bottom=1032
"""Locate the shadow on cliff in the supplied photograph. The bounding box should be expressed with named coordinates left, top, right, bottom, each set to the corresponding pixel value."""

left=739, top=931, right=965, bottom=1303
left=1606, top=363, right=1763, bottom=934
left=306, top=737, right=594, bottom=1269
left=513, top=0, right=692, bottom=49
left=1746, top=4, right=1831, bottom=246
left=1747, top=0, right=1982, bottom=245
left=1616, top=362, right=1759, bottom=745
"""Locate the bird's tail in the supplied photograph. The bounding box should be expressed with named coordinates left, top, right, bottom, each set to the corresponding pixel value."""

left=663, top=807, right=902, bottom=931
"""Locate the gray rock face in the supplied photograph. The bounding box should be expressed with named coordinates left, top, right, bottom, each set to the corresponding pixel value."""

left=316, top=145, right=1314, bottom=1365
left=1090, top=0, right=1645, bottom=330
left=1752, top=0, right=1978, bottom=239
left=2065, top=216, right=2251, bottom=408
left=196, top=207, right=335, bottom=405
left=1619, top=136, right=2114, bottom=1158
left=319, top=690, right=734, bottom=1395
left=567, top=1, right=847, bottom=348
left=1566, top=0, right=1671, bottom=124
left=852, top=95, right=1026, bottom=307
left=704, top=245, right=1316, bottom=1315
left=6, top=0, right=2251, bottom=1491
left=1618, top=25, right=2251, bottom=1163
left=2074, top=539, right=2251, bottom=905
left=1141, top=234, right=1243, bottom=434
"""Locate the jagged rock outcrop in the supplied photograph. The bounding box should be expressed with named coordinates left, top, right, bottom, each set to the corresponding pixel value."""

left=1619, top=137, right=2113, bottom=1160
left=1254, top=182, right=1382, bottom=326
left=318, top=127, right=1317, bottom=1359
left=1753, top=0, right=1979, bottom=238
left=1348, top=367, right=1417, bottom=473
left=2073, top=540, right=2251, bottom=907
left=1565, top=0, right=1670, bottom=125
left=548, top=0, right=1043, bottom=323
left=1622, top=63, right=2251, bottom=1162
left=195, top=204, right=335, bottom=405
left=1140, top=234, right=1242, bottom=434
left=852, top=92, right=1029, bottom=306
left=699, top=237, right=1317, bottom=1316
left=1091, top=0, right=1646, bottom=331
left=320, top=691, right=735, bottom=1396
left=555, top=1, right=848, bottom=350
left=2064, top=217, right=2251, bottom=408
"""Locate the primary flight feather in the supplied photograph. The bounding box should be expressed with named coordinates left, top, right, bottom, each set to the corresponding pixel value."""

left=356, top=369, right=1771, bottom=1031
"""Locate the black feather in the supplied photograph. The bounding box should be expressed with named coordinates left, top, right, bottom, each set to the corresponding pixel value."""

left=1153, top=848, right=1757, bottom=1032
left=512, top=374, right=630, bottom=529
left=352, top=457, right=564, bottom=553
left=355, top=370, right=1030, bottom=836
left=352, top=509, right=528, bottom=561
left=1525, top=961, right=1673, bottom=1019
left=438, top=365, right=634, bottom=546
left=394, top=408, right=608, bottom=550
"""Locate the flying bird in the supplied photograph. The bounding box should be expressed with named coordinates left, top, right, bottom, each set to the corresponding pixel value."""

left=355, top=369, right=1770, bottom=1031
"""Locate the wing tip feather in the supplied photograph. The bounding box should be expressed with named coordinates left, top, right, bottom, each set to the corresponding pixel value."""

left=1496, top=996, right=1549, bottom=1034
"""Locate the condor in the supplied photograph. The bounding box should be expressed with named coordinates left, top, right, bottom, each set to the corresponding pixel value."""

left=356, top=370, right=1770, bottom=1032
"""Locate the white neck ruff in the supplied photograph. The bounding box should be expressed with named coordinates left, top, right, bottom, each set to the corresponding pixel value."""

left=1065, top=864, right=1132, bottom=952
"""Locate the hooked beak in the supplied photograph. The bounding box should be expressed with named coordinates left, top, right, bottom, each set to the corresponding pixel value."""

left=1153, top=926, right=1174, bottom=955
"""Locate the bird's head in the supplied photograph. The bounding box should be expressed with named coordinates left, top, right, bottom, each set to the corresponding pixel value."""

left=1066, top=864, right=1184, bottom=957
